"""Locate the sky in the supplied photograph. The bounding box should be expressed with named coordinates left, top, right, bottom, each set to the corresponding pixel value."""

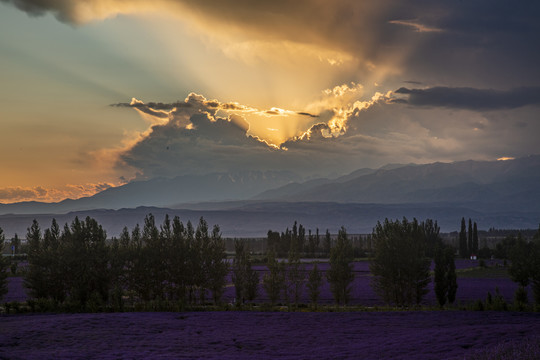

left=1, top=0, right=539, bottom=203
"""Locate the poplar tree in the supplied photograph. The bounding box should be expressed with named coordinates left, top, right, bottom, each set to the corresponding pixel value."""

left=284, top=234, right=304, bottom=307
left=232, top=240, right=258, bottom=305
left=459, top=218, right=467, bottom=258
left=472, top=222, right=479, bottom=255
left=307, top=263, right=323, bottom=308
left=129, top=224, right=150, bottom=301
left=10, top=234, right=21, bottom=255
left=468, top=218, right=473, bottom=257
left=0, top=227, right=8, bottom=301
left=195, top=217, right=209, bottom=303
left=323, top=229, right=332, bottom=255
left=185, top=220, right=196, bottom=303
left=142, top=214, right=163, bottom=300
left=44, top=219, right=65, bottom=303
left=24, top=219, right=48, bottom=299
left=370, top=218, right=431, bottom=307
left=434, top=245, right=457, bottom=308
left=207, top=224, right=228, bottom=305
left=170, top=216, right=187, bottom=302
left=63, top=217, right=109, bottom=308
left=263, top=246, right=284, bottom=305
left=327, top=227, right=354, bottom=305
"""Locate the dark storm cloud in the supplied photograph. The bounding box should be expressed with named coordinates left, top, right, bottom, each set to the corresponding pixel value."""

left=7, top=0, right=540, bottom=176
left=119, top=112, right=285, bottom=178
left=395, top=86, right=540, bottom=110
left=114, top=95, right=290, bottom=178
left=6, top=0, right=540, bottom=87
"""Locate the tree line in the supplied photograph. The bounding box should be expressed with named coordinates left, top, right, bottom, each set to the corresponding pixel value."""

left=22, top=215, right=228, bottom=310
left=1, top=215, right=466, bottom=310
left=267, top=222, right=333, bottom=258
left=459, top=217, right=479, bottom=258
left=6, top=216, right=540, bottom=311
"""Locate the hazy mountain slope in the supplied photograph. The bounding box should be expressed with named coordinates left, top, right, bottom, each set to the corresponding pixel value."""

left=1, top=202, right=538, bottom=238
left=0, top=171, right=300, bottom=214
left=252, top=178, right=332, bottom=200
left=252, top=167, right=379, bottom=200
left=268, top=156, right=540, bottom=206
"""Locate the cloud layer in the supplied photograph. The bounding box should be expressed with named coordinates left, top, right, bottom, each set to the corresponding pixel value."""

left=3, top=0, right=539, bottom=201
left=5, top=0, right=540, bottom=88
left=0, top=183, right=114, bottom=203
left=110, top=84, right=540, bottom=180
left=395, top=86, right=540, bottom=110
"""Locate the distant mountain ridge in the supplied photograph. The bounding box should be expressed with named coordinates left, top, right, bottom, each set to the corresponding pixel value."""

left=0, top=171, right=301, bottom=214
left=1, top=156, right=539, bottom=236
left=253, top=155, right=540, bottom=210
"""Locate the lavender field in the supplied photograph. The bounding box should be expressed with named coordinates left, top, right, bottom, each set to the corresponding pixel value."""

left=5, top=259, right=521, bottom=306
left=2, top=259, right=538, bottom=359
left=2, top=311, right=540, bottom=359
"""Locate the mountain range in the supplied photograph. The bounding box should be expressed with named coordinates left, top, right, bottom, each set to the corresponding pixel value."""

left=1, top=156, right=539, bottom=237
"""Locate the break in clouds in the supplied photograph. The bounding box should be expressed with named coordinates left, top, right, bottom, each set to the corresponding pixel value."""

left=4, top=0, right=539, bottom=180
left=110, top=85, right=540, bottom=180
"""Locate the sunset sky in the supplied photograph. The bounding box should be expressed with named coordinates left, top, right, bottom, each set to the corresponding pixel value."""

left=1, top=0, right=539, bottom=203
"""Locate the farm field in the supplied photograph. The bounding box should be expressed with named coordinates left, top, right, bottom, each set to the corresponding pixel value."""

left=2, top=311, right=540, bottom=359
left=3, top=258, right=533, bottom=359
left=6, top=259, right=521, bottom=306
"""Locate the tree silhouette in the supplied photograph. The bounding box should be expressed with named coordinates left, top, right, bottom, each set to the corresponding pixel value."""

left=371, top=218, right=431, bottom=307
left=232, top=240, right=258, bottom=305
left=472, top=222, right=479, bottom=255
left=0, top=227, right=8, bottom=301
left=263, top=246, right=284, bottom=305
left=459, top=217, right=467, bottom=258
left=434, top=244, right=457, bottom=308
left=306, top=262, right=323, bottom=308
left=327, top=227, right=354, bottom=305
left=468, top=218, right=473, bottom=257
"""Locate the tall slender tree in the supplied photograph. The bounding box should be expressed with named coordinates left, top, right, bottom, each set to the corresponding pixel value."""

left=170, top=216, right=187, bottom=302
left=472, top=222, right=479, bottom=255
left=284, top=234, right=304, bottom=307
left=10, top=234, right=21, bottom=255
left=306, top=263, right=322, bottom=308
left=323, top=229, right=332, bottom=255
left=327, top=227, right=354, bottom=305
left=263, top=246, right=284, bottom=305
left=185, top=220, right=196, bottom=303
left=459, top=217, right=467, bottom=258
left=195, top=217, right=210, bottom=303
left=467, top=218, right=473, bottom=257
left=44, top=219, right=65, bottom=303
left=232, top=240, right=258, bottom=305
left=207, top=224, right=228, bottom=305
left=434, top=245, right=458, bottom=308
left=159, top=215, right=174, bottom=300
left=0, top=227, right=8, bottom=301
left=24, top=219, right=48, bottom=299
